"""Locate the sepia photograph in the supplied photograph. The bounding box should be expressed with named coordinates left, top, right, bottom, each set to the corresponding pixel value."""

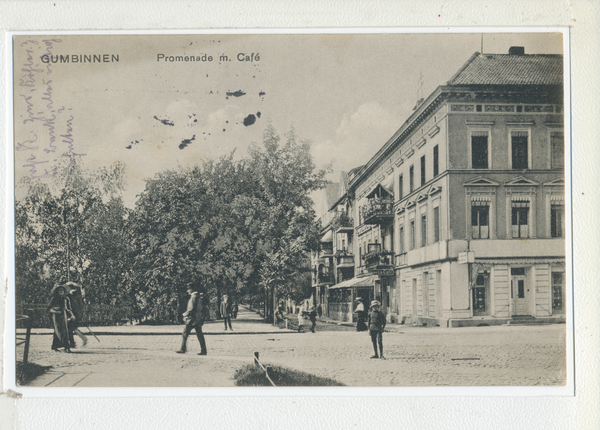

left=9, top=31, right=569, bottom=389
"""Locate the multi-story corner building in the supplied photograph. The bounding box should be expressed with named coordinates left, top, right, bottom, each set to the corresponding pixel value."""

left=311, top=171, right=359, bottom=321
left=315, top=47, right=566, bottom=327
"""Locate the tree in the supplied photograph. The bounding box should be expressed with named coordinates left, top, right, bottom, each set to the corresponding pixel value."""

left=15, top=156, right=131, bottom=322
left=246, top=125, right=329, bottom=320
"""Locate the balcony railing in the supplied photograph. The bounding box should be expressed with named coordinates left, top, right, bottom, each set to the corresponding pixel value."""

left=320, top=245, right=334, bottom=257
left=331, top=213, right=354, bottom=233
left=336, top=254, right=355, bottom=267
left=360, top=198, right=394, bottom=225
left=317, top=272, right=335, bottom=285
left=363, top=246, right=395, bottom=271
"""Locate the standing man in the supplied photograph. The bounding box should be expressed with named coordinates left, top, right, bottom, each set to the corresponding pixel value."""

left=221, top=294, right=233, bottom=331
left=176, top=285, right=207, bottom=355
left=308, top=306, right=317, bottom=333
left=367, top=300, right=386, bottom=359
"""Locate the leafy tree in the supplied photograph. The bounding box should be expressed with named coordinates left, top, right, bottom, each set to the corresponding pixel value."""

left=15, top=156, right=131, bottom=322
left=245, top=125, right=329, bottom=320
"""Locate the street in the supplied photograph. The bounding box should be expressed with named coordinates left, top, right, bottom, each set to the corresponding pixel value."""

left=18, top=307, right=566, bottom=387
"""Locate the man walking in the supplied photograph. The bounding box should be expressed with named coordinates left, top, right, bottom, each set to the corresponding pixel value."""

left=367, top=300, right=386, bottom=359
left=221, top=294, right=233, bottom=331
left=308, top=306, right=317, bottom=333
left=176, top=286, right=207, bottom=355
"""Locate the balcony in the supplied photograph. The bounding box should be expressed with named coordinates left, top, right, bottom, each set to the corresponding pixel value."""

left=362, top=243, right=395, bottom=276
left=317, top=272, right=335, bottom=286
left=320, top=244, right=334, bottom=257
left=360, top=198, right=394, bottom=225
left=331, top=213, right=354, bottom=234
left=335, top=250, right=355, bottom=267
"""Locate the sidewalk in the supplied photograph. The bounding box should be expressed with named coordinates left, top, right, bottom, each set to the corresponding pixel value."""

left=19, top=306, right=295, bottom=336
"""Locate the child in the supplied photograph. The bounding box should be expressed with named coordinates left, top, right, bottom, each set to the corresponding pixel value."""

left=367, top=300, right=387, bottom=359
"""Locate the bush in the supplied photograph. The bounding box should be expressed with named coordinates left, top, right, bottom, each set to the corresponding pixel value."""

left=17, top=362, right=51, bottom=386
left=234, top=363, right=345, bottom=386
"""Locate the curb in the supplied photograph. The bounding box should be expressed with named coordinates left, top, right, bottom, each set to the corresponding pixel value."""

left=26, top=330, right=297, bottom=336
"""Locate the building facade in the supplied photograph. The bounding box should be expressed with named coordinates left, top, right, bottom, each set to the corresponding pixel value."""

left=313, top=47, right=566, bottom=327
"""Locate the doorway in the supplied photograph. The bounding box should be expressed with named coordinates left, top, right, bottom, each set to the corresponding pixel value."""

left=472, top=274, right=488, bottom=316
left=511, top=267, right=529, bottom=316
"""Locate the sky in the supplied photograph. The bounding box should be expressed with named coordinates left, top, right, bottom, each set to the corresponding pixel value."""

left=12, top=32, right=563, bottom=208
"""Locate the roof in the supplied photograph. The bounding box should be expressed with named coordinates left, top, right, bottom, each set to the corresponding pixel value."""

left=339, top=171, right=349, bottom=195
left=313, top=182, right=341, bottom=217
left=324, top=182, right=340, bottom=209
left=447, top=52, right=563, bottom=86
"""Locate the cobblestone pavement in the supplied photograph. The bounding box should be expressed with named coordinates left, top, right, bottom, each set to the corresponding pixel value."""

left=18, top=307, right=566, bottom=388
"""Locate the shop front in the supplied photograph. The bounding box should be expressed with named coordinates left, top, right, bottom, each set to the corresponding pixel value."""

left=327, top=275, right=377, bottom=322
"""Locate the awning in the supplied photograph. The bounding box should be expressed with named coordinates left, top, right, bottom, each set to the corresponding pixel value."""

left=329, top=275, right=376, bottom=290
left=320, top=230, right=333, bottom=242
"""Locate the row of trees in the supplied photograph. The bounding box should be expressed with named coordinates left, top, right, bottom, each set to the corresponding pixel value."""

left=15, top=126, right=329, bottom=324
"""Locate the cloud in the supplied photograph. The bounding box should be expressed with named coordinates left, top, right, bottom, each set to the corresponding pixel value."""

left=312, top=101, right=399, bottom=177
left=334, top=101, right=397, bottom=142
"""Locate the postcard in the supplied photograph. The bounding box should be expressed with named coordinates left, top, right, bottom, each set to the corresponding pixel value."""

left=6, top=31, right=572, bottom=397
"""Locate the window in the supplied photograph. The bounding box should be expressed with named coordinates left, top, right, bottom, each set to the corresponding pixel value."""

left=409, top=165, right=414, bottom=193
left=551, top=204, right=565, bottom=238
left=399, top=225, right=405, bottom=254
left=433, top=206, right=440, bottom=242
left=511, top=131, right=529, bottom=169
left=409, top=220, right=415, bottom=250
left=471, top=205, right=489, bottom=239
left=511, top=203, right=529, bottom=238
left=433, top=145, right=439, bottom=177
left=398, top=174, right=403, bottom=200
left=552, top=272, right=564, bottom=313
left=420, top=156, right=426, bottom=186
left=422, top=272, right=429, bottom=316
left=421, top=214, right=427, bottom=247
left=551, top=132, right=564, bottom=169
left=471, top=131, right=489, bottom=169
left=476, top=104, right=482, bottom=112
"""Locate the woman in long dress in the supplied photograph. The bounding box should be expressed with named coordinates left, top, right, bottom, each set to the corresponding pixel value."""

left=46, top=285, right=73, bottom=353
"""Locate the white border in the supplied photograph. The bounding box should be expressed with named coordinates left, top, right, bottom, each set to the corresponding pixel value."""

left=3, top=27, right=574, bottom=399
left=4, top=0, right=596, bottom=423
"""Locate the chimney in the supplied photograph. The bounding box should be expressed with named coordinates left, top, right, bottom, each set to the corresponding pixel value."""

left=509, top=46, right=525, bottom=55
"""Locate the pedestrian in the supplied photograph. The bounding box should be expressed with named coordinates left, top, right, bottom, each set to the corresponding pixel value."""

left=176, top=286, right=207, bottom=355
left=232, top=300, right=239, bottom=319
left=367, top=300, right=386, bottom=359
left=275, top=303, right=285, bottom=324
left=317, top=303, right=322, bottom=318
left=354, top=298, right=368, bottom=332
left=46, top=285, right=73, bottom=353
left=297, top=306, right=305, bottom=332
left=66, top=282, right=88, bottom=347
left=308, top=306, right=317, bottom=333
left=220, top=294, right=233, bottom=331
